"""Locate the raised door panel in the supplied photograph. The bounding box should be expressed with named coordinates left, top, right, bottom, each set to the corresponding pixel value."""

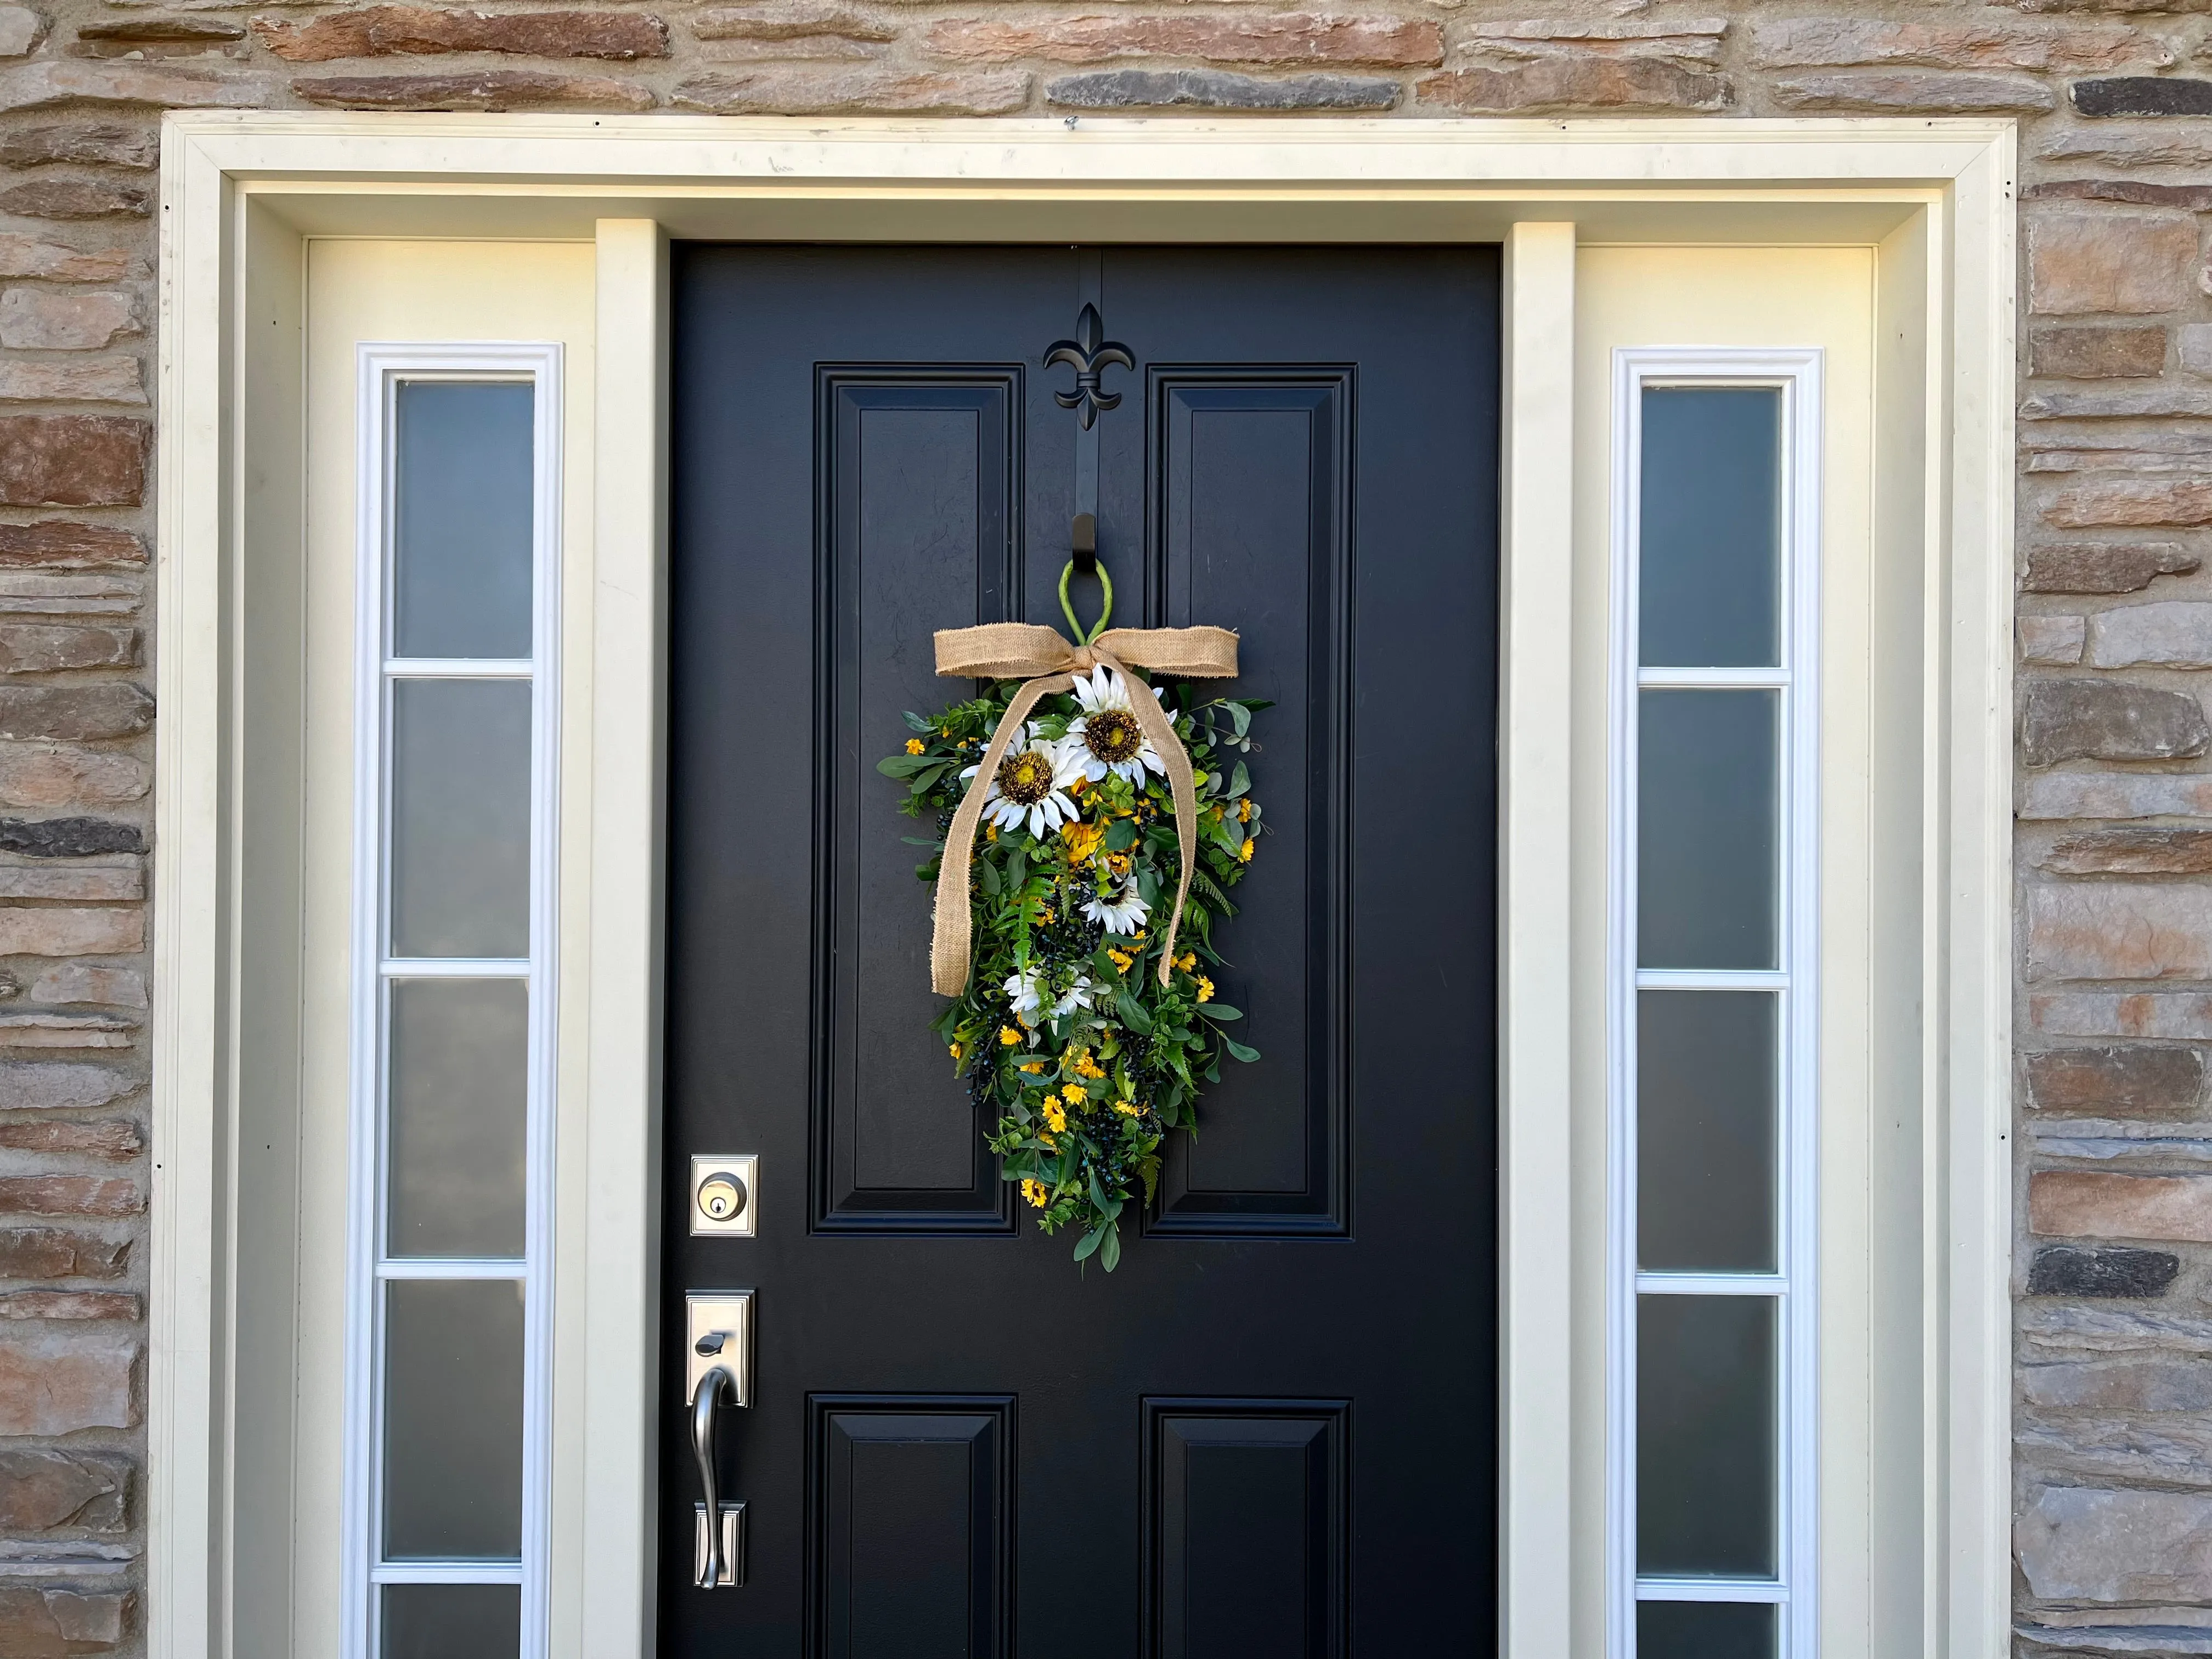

left=816, top=372, right=1021, bottom=1233
left=1146, top=374, right=1350, bottom=1235
left=1143, top=1400, right=1348, bottom=1659
left=809, top=1396, right=1014, bottom=1658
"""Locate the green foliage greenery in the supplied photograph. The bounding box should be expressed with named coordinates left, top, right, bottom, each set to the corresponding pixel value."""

left=878, top=670, right=1268, bottom=1269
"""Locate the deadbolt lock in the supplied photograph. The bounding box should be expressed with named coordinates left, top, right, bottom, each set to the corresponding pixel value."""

left=690, top=1154, right=759, bottom=1237
left=699, top=1173, right=746, bottom=1222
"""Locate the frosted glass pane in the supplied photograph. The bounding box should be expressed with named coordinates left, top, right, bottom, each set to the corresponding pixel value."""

left=393, top=381, right=534, bottom=660
left=1640, top=387, right=1781, bottom=669
left=1638, top=691, right=1778, bottom=970
left=1637, top=1600, right=1775, bottom=1659
left=382, top=1584, right=519, bottom=1659
left=1638, top=1294, right=1776, bottom=1578
left=1639, top=991, right=1777, bottom=1273
left=390, top=679, right=531, bottom=959
left=388, top=978, right=527, bottom=1259
left=383, top=1279, right=524, bottom=1560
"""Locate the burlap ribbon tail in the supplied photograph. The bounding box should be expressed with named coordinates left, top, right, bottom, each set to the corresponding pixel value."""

left=928, top=621, right=1239, bottom=997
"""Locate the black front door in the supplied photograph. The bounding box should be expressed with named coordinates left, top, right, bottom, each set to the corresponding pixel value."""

left=664, top=244, right=1500, bottom=1656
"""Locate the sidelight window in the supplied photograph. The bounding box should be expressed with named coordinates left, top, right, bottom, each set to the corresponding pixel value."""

left=1611, top=354, right=1820, bottom=1659
left=345, top=350, right=561, bottom=1659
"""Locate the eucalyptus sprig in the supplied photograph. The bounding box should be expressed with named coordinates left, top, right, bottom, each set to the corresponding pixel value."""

left=879, top=670, right=1269, bottom=1269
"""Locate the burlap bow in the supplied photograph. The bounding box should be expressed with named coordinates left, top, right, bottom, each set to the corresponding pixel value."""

left=929, top=621, right=1239, bottom=997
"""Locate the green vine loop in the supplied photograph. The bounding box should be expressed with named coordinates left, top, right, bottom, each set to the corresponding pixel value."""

left=1058, top=557, right=1114, bottom=645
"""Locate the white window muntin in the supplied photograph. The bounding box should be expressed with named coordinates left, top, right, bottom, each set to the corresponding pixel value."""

left=343, top=344, right=563, bottom=1659
left=1607, top=347, right=1822, bottom=1659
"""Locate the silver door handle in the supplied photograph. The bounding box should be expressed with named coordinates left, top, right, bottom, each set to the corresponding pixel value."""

left=691, top=1364, right=741, bottom=1588
left=685, top=1291, right=754, bottom=1589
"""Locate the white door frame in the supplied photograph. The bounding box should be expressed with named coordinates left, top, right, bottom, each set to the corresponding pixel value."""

left=150, top=112, right=2016, bottom=1659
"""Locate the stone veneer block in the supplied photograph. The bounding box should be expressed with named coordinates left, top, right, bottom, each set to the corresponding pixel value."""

left=1049, top=66, right=1401, bottom=109
left=2023, top=1356, right=2212, bottom=1411
left=2031, top=324, right=2168, bottom=378
left=2024, top=542, right=2199, bottom=594
left=2036, top=992, right=2212, bottom=1039
left=2089, top=601, right=2212, bottom=667
left=2028, top=883, right=2212, bottom=979
left=2027, top=1244, right=2181, bottom=1296
left=2041, top=826, right=2212, bottom=874
left=0, top=1331, right=136, bottom=1434
left=2021, top=614, right=2086, bottom=663
left=2017, top=1485, right=2212, bottom=1601
left=292, top=69, right=658, bottom=109
left=2028, top=210, right=2200, bottom=315
left=2021, top=678, right=2212, bottom=765
left=2075, top=74, right=2212, bottom=114
left=2019, top=772, right=2212, bottom=820
left=2049, top=478, right=2212, bottom=529
left=2024, top=1045, right=2205, bottom=1113
left=254, top=7, right=672, bottom=63
left=2032, top=1169, right=2212, bottom=1241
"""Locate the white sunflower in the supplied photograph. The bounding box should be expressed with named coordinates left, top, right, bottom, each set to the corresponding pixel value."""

left=1064, top=665, right=1166, bottom=786
left=1081, top=878, right=1150, bottom=936
left=962, top=724, right=1084, bottom=839
left=1003, top=967, right=1046, bottom=1027
left=1052, top=975, right=1100, bottom=1020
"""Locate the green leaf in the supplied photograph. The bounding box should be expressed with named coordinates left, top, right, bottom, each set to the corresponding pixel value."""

left=1072, top=1224, right=1104, bottom=1262
left=1221, top=1035, right=1260, bottom=1064
left=1008, top=848, right=1029, bottom=888
left=1197, top=1003, right=1242, bottom=1020
left=1104, top=819, right=1137, bottom=852
left=1099, top=1220, right=1122, bottom=1272
left=876, top=753, right=933, bottom=778
left=977, top=859, right=1001, bottom=898
left=1228, top=701, right=1251, bottom=738
left=1227, top=760, right=1250, bottom=799
left=915, top=860, right=940, bottom=882
left=1115, top=988, right=1154, bottom=1035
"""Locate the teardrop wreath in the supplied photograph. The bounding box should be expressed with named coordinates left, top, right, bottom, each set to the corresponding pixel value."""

left=879, top=569, right=1267, bottom=1271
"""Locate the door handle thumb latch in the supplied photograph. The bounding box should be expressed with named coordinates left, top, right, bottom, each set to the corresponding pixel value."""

left=686, top=1291, right=754, bottom=1589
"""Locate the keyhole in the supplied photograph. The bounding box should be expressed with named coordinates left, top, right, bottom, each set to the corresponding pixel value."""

left=699, top=1173, right=747, bottom=1222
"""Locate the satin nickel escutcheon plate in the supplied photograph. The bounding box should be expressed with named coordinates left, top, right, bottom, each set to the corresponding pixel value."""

left=690, top=1153, right=758, bottom=1237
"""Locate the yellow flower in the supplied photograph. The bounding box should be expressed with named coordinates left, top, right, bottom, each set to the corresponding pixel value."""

left=1073, top=1050, right=1106, bottom=1080
left=998, top=1025, right=1021, bottom=1047
left=1238, top=837, right=1255, bottom=863
left=1062, top=819, right=1105, bottom=863
left=1108, top=851, right=1132, bottom=877
left=949, top=1040, right=964, bottom=1062
left=1018, top=1059, right=1047, bottom=1074
left=906, top=737, right=925, bottom=755
left=986, top=823, right=998, bottom=842
left=1238, top=798, right=1253, bottom=823
left=1107, top=947, right=1133, bottom=973
left=1195, top=975, right=1215, bottom=1003
left=1114, top=1100, right=1142, bottom=1117
left=1042, top=1099, right=1067, bottom=1133
left=1061, top=1082, right=1085, bottom=1105
left=1036, top=907, right=1054, bottom=926
left=1020, top=1178, right=1049, bottom=1209
left=1176, top=951, right=1197, bottom=973
left=1038, top=1132, right=1057, bottom=1150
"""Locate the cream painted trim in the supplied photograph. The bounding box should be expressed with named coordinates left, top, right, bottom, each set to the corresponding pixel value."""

left=577, top=218, right=668, bottom=1659
left=153, top=112, right=2016, bottom=1659
left=1499, top=219, right=1576, bottom=1659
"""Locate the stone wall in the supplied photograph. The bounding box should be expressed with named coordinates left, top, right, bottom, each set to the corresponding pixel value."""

left=0, top=0, right=2207, bottom=1646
